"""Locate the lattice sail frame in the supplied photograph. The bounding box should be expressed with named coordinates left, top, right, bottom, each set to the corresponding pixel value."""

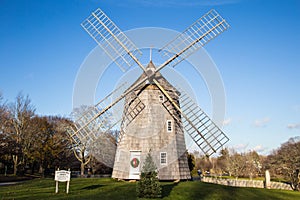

left=177, top=88, right=229, bottom=156
left=118, top=93, right=146, bottom=143
left=68, top=82, right=129, bottom=146
left=159, top=9, right=230, bottom=68
left=73, top=8, right=230, bottom=156
left=154, top=79, right=229, bottom=156
left=81, top=8, right=142, bottom=72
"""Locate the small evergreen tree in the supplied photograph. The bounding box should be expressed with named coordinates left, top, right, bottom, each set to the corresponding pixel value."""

left=187, top=152, right=195, bottom=174
left=136, top=151, right=162, bottom=198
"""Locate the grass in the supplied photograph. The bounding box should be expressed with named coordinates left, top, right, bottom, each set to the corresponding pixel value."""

left=0, top=178, right=299, bottom=200
left=0, top=175, right=35, bottom=183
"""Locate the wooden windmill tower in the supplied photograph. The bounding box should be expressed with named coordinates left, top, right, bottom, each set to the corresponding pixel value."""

left=68, top=8, right=230, bottom=180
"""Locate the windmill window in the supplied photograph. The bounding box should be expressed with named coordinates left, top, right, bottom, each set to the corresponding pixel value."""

left=167, top=120, right=172, bottom=132
left=160, top=152, right=167, bottom=165
left=159, top=95, right=164, bottom=102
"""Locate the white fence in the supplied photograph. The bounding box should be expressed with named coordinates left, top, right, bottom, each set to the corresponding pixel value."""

left=202, top=177, right=292, bottom=190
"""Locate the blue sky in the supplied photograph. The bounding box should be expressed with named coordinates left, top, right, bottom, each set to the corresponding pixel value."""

left=0, top=0, right=299, bottom=154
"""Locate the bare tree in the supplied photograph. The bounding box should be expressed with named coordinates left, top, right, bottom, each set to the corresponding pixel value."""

left=244, top=151, right=262, bottom=179
left=1, top=93, right=80, bottom=175
left=195, top=155, right=212, bottom=175
left=8, top=93, right=35, bottom=175
left=0, top=92, right=8, bottom=134
left=49, top=117, right=78, bottom=170
left=68, top=106, right=93, bottom=176
left=0, top=93, right=12, bottom=173
left=228, top=151, right=247, bottom=179
left=68, top=105, right=117, bottom=176
left=217, top=148, right=230, bottom=176
left=267, top=137, right=300, bottom=191
left=71, top=142, right=91, bottom=177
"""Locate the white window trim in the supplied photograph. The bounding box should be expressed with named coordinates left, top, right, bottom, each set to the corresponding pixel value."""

left=167, top=120, right=173, bottom=132
left=160, top=152, right=167, bottom=165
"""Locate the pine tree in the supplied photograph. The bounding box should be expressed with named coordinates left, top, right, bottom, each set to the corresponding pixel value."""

left=136, top=151, right=162, bottom=198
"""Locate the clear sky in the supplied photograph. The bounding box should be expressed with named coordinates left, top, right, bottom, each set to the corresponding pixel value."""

left=0, top=0, right=299, bottom=154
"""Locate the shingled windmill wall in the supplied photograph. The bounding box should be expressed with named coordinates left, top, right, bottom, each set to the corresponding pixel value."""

left=112, top=62, right=191, bottom=180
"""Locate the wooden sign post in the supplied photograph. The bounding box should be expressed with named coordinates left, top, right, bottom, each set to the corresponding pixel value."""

left=55, top=169, right=71, bottom=194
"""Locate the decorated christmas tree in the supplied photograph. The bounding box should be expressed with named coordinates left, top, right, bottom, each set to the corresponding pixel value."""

left=136, top=151, right=162, bottom=198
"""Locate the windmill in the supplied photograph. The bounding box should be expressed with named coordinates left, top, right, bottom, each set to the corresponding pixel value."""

left=69, top=8, right=230, bottom=180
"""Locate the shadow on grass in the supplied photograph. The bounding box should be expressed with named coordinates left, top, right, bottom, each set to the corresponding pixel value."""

left=82, top=184, right=104, bottom=190
left=0, top=175, right=35, bottom=183
left=161, top=182, right=178, bottom=198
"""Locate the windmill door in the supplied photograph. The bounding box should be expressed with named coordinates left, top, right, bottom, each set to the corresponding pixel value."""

left=129, top=151, right=141, bottom=179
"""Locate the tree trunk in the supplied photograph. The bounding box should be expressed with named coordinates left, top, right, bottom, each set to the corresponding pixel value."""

left=12, top=155, right=18, bottom=176
left=31, top=164, right=35, bottom=175
left=13, top=164, right=17, bottom=176
left=81, top=162, right=85, bottom=177
left=39, top=165, right=44, bottom=176
left=72, top=144, right=91, bottom=177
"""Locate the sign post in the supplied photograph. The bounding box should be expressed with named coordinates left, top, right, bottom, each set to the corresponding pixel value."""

left=55, top=169, right=71, bottom=194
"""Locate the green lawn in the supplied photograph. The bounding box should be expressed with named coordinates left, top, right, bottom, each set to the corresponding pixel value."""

left=0, top=178, right=299, bottom=200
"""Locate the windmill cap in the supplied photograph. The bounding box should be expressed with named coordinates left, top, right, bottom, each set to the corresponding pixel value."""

left=128, top=61, right=179, bottom=94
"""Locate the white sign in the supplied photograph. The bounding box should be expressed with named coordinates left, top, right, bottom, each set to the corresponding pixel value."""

left=55, top=169, right=71, bottom=194
left=55, top=170, right=71, bottom=182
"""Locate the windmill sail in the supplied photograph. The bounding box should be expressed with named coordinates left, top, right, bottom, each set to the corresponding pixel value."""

left=118, top=94, right=146, bottom=143
left=178, top=89, right=229, bottom=156
left=154, top=79, right=229, bottom=156
left=71, top=105, right=117, bottom=144
left=69, top=82, right=130, bottom=145
left=158, top=9, right=229, bottom=69
left=81, top=8, right=143, bottom=72
left=66, top=126, right=81, bottom=146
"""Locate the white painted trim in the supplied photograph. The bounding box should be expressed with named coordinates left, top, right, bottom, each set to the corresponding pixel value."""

left=129, top=150, right=142, bottom=152
left=160, top=152, right=167, bottom=165
left=129, top=151, right=141, bottom=179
